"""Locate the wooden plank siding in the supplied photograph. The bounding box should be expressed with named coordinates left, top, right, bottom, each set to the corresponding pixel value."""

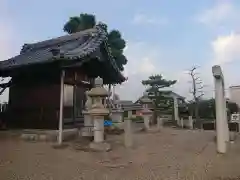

left=5, top=69, right=91, bottom=129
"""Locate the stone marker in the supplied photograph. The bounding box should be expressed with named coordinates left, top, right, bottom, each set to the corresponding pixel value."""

left=124, top=118, right=133, bottom=148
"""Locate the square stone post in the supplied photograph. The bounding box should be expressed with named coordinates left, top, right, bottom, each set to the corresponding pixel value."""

left=188, top=116, right=193, bottom=129
left=140, top=92, right=153, bottom=131
left=143, top=114, right=151, bottom=130
left=157, top=117, right=163, bottom=131
left=180, top=118, right=184, bottom=128
left=124, top=118, right=133, bottom=148
left=173, top=96, right=179, bottom=122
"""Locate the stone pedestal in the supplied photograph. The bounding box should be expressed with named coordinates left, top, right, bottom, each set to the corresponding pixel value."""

left=188, top=116, right=193, bottom=129
left=82, top=111, right=94, bottom=137
left=93, top=116, right=104, bottom=143
left=140, top=92, right=153, bottom=131
left=112, top=109, right=123, bottom=122
left=124, top=119, right=133, bottom=148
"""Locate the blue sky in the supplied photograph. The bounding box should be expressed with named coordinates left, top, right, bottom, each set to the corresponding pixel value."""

left=1, top=0, right=240, bottom=101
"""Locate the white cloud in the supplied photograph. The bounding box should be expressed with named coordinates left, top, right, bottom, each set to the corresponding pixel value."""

left=132, top=13, right=168, bottom=26
left=115, top=42, right=159, bottom=101
left=0, top=1, right=17, bottom=102
left=212, top=32, right=240, bottom=65
left=196, top=1, right=236, bottom=27
left=0, top=2, right=15, bottom=60
left=115, top=42, right=192, bottom=101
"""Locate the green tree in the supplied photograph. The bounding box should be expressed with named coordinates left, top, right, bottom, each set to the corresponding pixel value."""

left=63, top=13, right=127, bottom=71
left=186, top=98, right=239, bottom=120
left=142, top=75, right=177, bottom=124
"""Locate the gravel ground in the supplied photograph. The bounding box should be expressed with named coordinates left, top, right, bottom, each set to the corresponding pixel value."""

left=1, top=128, right=240, bottom=180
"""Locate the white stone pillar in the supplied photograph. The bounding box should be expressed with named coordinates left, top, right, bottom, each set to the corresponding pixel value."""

left=174, top=97, right=179, bottom=122
left=124, top=119, right=133, bottom=148
left=215, top=79, right=226, bottom=153
left=213, top=65, right=228, bottom=154
left=188, top=116, right=193, bottom=129
left=93, top=116, right=104, bottom=143
left=157, top=117, right=163, bottom=131
left=180, top=118, right=184, bottom=128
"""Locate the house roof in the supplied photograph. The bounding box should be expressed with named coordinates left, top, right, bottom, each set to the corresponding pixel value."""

left=141, top=90, right=185, bottom=100
left=0, top=24, right=125, bottom=83
left=107, top=99, right=143, bottom=111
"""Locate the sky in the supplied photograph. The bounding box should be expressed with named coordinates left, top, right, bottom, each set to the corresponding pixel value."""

left=1, top=0, right=240, bottom=102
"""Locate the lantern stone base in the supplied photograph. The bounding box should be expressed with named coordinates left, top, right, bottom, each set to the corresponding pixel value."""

left=89, top=142, right=111, bottom=152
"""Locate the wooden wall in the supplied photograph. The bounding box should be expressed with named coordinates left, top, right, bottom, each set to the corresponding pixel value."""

left=6, top=83, right=61, bottom=129
left=5, top=68, right=92, bottom=129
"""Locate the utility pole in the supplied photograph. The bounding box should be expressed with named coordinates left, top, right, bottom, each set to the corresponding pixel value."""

left=188, top=66, right=204, bottom=128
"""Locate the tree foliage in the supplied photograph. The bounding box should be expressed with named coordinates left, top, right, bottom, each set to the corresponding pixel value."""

left=142, top=75, right=177, bottom=123
left=186, top=98, right=239, bottom=119
left=63, top=13, right=127, bottom=71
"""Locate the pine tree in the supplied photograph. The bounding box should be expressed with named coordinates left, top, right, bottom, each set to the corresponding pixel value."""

left=142, top=75, right=177, bottom=124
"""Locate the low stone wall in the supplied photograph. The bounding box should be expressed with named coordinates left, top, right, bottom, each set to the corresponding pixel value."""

left=202, top=122, right=239, bottom=131
left=20, top=128, right=79, bottom=142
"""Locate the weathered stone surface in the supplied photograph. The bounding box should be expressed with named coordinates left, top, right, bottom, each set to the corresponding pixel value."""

left=89, top=142, right=111, bottom=152
left=39, top=135, right=47, bottom=141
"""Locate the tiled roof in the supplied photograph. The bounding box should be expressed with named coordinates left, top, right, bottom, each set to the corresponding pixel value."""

left=135, top=91, right=185, bottom=103
left=0, top=24, right=125, bottom=82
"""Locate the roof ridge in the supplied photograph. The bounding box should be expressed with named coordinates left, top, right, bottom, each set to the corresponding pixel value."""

left=20, top=28, right=99, bottom=54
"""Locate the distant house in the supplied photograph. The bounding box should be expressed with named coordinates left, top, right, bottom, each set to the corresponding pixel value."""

left=136, top=90, right=185, bottom=104
left=113, top=100, right=142, bottom=119
left=112, top=91, right=186, bottom=119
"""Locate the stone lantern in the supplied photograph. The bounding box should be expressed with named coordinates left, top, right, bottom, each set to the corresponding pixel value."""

left=82, top=91, right=94, bottom=137
left=88, top=77, right=110, bottom=151
left=140, top=92, right=153, bottom=130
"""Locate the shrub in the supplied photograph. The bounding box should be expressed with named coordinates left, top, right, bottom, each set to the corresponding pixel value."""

left=130, top=116, right=144, bottom=122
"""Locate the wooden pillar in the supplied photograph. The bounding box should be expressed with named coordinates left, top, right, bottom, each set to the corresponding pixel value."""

left=58, top=70, right=65, bottom=145
left=72, top=71, right=77, bottom=126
